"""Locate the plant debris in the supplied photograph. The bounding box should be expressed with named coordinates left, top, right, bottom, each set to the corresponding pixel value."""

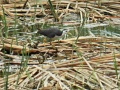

left=0, top=0, right=120, bottom=90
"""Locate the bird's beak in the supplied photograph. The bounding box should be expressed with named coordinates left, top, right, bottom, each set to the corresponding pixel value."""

left=68, top=31, right=71, bottom=34
left=67, top=30, right=71, bottom=35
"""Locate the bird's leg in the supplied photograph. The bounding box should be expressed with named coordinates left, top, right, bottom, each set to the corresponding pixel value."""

left=50, top=38, right=52, bottom=45
left=50, top=38, right=55, bottom=46
left=58, top=39, right=60, bottom=44
left=43, top=38, right=47, bottom=46
left=50, top=41, right=52, bottom=45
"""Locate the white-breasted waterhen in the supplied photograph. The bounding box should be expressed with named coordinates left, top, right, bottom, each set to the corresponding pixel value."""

left=37, top=27, right=70, bottom=44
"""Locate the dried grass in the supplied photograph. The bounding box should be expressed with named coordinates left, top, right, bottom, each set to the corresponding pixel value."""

left=0, top=0, right=120, bottom=90
left=0, top=36, right=120, bottom=89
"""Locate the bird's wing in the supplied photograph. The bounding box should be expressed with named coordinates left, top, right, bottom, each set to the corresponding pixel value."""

left=53, top=29, right=62, bottom=36
left=39, top=29, right=50, bottom=36
left=47, top=33, right=55, bottom=38
left=38, top=28, right=61, bottom=38
left=56, top=31, right=62, bottom=36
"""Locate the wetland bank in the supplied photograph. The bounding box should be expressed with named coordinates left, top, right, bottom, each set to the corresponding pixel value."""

left=0, top=0, right=120, bottom=90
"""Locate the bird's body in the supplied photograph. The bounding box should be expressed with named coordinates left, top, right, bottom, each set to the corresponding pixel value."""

left=37, top=28, right=69, bottom=38
left=37, top=27, right=70, bottom=45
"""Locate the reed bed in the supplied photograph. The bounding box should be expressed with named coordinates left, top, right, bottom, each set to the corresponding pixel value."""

left=0, top=0, right=120, bottom=90
left=0, top=0, right=120, bottom=26
left=0, top=36, right=120, bottom=89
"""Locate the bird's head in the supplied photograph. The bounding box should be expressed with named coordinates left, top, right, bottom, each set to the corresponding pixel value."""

left=62, top=29, right=70, bottom=36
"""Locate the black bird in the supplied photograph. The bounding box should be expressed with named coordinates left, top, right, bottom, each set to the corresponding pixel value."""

left=37, top=28, right=69, bottom=38
left=37, top=28, right=69, bottom=44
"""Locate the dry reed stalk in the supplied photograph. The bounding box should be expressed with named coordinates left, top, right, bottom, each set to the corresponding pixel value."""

left=0, top=1, right=120, bottom=89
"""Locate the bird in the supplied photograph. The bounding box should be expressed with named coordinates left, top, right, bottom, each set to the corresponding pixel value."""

left=37, top=27, right=70, bottom=44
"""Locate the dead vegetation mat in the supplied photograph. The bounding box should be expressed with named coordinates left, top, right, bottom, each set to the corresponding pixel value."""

left=0, top=0, right=120, bottom=90
left=0, top=36, right=120, bottom=90
left=0, top=0, right=120, bottom=25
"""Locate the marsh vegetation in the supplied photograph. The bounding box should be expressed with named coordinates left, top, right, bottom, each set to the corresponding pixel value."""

left=0, top=0, right=120, bottom=90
